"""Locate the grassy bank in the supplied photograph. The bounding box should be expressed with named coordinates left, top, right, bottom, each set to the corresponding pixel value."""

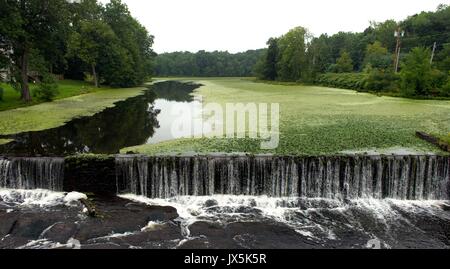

left=0, top=84, right=146, bottom=138
left=0, top=80, right=107, bottom=111
left=123, top=78, right=450, bottom=155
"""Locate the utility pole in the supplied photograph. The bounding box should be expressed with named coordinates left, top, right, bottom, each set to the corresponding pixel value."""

left=394, top=27, right=404, bottom=73
left=430, top=42, right=437, bottom=64
left=395, top=47, right=401, bottom=73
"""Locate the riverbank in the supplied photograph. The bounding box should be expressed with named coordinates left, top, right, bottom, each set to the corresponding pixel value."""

left=123, top=78, right=450, bottom=155
left=0, top=80, right=110, bottom=111
left=0, top=84, right=147, bottom=138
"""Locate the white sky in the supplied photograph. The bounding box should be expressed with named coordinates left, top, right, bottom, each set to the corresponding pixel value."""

left=99, top=0, right=448, bottom=53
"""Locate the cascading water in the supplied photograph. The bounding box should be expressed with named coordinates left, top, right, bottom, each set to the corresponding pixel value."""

left=0, top=157, right=65, bottom=191
left=116, top=155, right=450, bottom=200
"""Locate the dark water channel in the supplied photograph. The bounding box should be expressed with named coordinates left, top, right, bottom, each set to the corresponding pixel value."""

left=0, top=81, right=201, bottom=156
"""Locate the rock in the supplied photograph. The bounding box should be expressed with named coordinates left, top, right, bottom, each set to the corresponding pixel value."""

left=64, top=155, right=117, bottom=196
left=0, top=211, right=19, bottom=238
left=203, top=199, right=218, bottom=207
left=441, top=203, right=450, bottom=211
left=73, top=197, right=179, bottom=242
left=9, top=214, right=62, bottom=239
left=178, top=238, right=212, bottom=249
left=80, top=199, right=97, bottom=217
left=146, top=206, right=179, bottom=222
left=124, top=202, right=179, bottom=221
left=225, top=222, right=322, bottom=249
left=39, top=222, right=79, bottom=244
left=188, top=221, right=226, bottom=238
left=0, top=235, right=31, bottom=249
left=81, top=243, right=128, bottom=249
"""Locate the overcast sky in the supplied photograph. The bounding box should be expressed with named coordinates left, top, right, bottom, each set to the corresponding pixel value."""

left=99, top=0, right=447, bottom=53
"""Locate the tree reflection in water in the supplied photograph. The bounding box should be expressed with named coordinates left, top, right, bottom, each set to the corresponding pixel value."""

left=0, top=81, right=201, bottom=156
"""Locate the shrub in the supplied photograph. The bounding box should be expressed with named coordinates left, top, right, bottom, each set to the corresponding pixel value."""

left=440, top=77, right=450, bottom=97
left=0, top=87, right=3, bottom=101
left=315, top=73, right=366, bottom=91
left=364, top=67, right=398, bottom=92
left=34, top=76, right=59, bottom=101
left=399, top=47, right=434, bottom=97
left=429, top=69, right=447, bottom=96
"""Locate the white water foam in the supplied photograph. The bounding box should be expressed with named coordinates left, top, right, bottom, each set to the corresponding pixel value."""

left=119, top=194, right=450, bottom=246
left=17, top=238, right=81, bottom=249
left=0, top=188, right=87, bottom=208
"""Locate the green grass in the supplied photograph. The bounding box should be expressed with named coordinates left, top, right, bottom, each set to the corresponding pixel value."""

left=0, top=85, right=146, bottom=136
left=0, top=80, right=104, bottom=111
left=123, top=78, right=450, bottom=155
left=0, top=139, right=13, bottom=145
left=439, top=134, right=450, bottom=144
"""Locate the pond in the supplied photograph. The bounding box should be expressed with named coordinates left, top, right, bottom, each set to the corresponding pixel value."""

left=0, top=81, right=202, bottom=156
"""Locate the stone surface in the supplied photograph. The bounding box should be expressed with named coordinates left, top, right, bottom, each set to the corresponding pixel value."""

left=39, top=222, right=79, bottom=244
left=63, top=155, right=117, bottom=196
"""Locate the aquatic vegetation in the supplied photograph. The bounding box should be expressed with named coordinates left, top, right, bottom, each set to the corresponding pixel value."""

left=125, top=78, right=450, bottom=155
left=0, top=139, right=12, bottom=145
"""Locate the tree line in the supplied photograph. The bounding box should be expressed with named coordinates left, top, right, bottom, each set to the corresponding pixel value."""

left=255, top=4, right=450, bottom=97
left=154, top=50, right=265, bottom=77
left=0, top=0, right=155, bottom=102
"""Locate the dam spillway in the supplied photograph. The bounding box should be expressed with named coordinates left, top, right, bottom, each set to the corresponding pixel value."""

left=115, top=155, right=450, bottom=200
left=0, top=154, right=448, bottom=200
left=0, top=157, right=64, bottom=191
left=1, top=154, right=450, bottom=249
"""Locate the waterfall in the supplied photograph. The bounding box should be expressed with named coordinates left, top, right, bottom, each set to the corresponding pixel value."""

left=115, top=155, right=450, bottom=200
left=0, top=157, right=65, bottom=191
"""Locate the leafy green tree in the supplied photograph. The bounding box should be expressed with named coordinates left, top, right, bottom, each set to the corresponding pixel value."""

left=67, top=20, right=118, bottom=87
left=435, top=44, right=450, bottom=72
left=336, top=50, right=354, bottom=73
left=155, top=50, right=265, bottom=77
left=308, top=34, right=333, bottom=75
left=103, top=0, right=155, bottom=86
left=261, top=38, right=279, bottom=80
left=363, top=42, right=397, bottom=92
left=402, top=5, right=450, bottom=53
left=277, top=26, right=311, bottom=81
left=370, top=20, right=398, bottom=52
left=0, top=0, right=69, bottom=102
left=70, top=0, right=104, bottom=27
left=364, top=41, right=392, bottom=69
left=400, top=47, right=434, bottom=96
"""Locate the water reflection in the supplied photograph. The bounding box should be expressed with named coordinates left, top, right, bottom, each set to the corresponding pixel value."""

left=0, top=81, right=201, bottom=156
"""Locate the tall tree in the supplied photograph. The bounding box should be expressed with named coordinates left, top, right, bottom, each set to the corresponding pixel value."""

left=0, top=0, right=69, bottom=102
left=277, top=26, right=311, bottom=81
left=262, top=38, right=279, bottom=80
left=103, top=0, right=154, bottom=86
left=370, top=20, right=398, bottom=52
left=400, top=47, right=434, bottom=96
left=308, top=34, right=333, bottom=75
left=67, top=20, right=118, bottom=87
left=336, top=50, right=354, bottom=73
left=363, top=41, right=392, bottom=69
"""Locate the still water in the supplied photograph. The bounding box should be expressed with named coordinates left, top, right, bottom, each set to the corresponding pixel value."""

left=0, top=81, right=202, bottom=156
